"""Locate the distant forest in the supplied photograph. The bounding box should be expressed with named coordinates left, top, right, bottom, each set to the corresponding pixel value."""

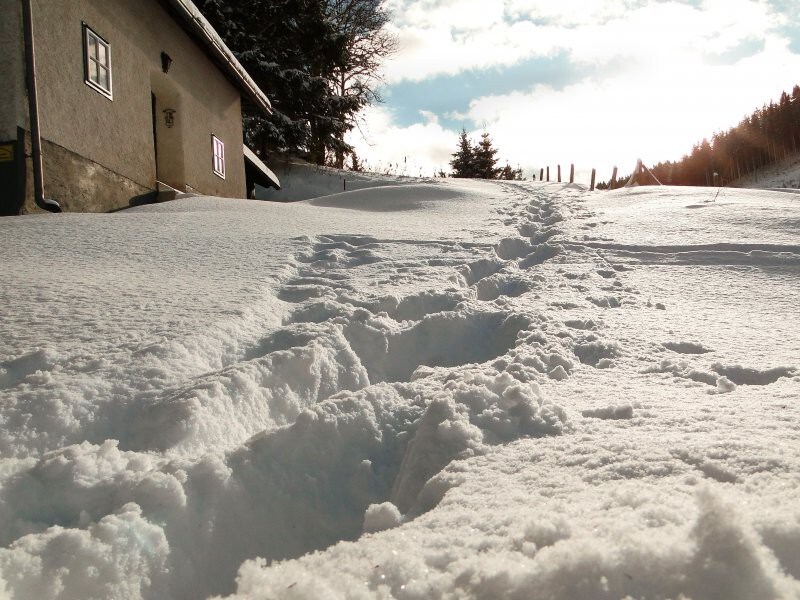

left=605, top=85, right=800, bottom=188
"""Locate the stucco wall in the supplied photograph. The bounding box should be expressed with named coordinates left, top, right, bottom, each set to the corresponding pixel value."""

left=0, top=0, right=26, bottom=140
left=27, top=0, right=246, bottom=211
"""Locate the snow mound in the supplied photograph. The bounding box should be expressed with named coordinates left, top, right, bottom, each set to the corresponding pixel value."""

left=307, top=183, right=464, bottom=211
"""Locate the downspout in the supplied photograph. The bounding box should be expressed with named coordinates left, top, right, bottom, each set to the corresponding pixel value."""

left=21, top=0, right=61, bottom=213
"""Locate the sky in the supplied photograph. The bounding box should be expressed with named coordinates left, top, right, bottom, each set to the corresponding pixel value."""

left=347, top=0, right=800, bottom=182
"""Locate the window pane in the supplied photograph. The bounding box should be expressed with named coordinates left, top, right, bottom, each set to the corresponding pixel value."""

left=88, top=34, right=98, bottom=60
left=89, top=60, right=98, bottom=83
left=97, top=66, right=108, bottom=90
left=97, top=42, right=107, bottom=66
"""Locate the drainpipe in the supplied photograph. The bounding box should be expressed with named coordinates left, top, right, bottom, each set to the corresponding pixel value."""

left=21, top=0, right=61, bottom=212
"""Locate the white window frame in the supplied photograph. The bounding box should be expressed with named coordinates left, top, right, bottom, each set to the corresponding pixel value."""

left=212, top=135, right=226, bottom=179
left=83, top=23, right=113, bottom=100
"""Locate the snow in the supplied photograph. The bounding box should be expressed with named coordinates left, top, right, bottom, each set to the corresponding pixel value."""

left=1, top=178, right=799, bottom=599
left=255, top=157, right=423, bottom=202
left=733, top=152, right=800, bottom=191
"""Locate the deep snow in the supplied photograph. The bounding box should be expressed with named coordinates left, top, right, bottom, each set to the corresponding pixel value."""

left=0, top=179, right=798, bottom=599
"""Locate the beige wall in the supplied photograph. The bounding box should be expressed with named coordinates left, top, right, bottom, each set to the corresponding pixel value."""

left=0, top=0, right=27, bottom=141
left=27, top=0, right=246, bottom=211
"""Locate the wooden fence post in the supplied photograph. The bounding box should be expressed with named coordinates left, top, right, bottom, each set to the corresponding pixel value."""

left=557, top=164, right=561, bottom=183
left=569, top=164, right=574, bottom=184
left=540, top=168, right=544, bottom=181
left=610, top=166, right=618, bottom=189
left=546, top=166, right=550, bottom=182
left=590, top=168, right=596, bottom=191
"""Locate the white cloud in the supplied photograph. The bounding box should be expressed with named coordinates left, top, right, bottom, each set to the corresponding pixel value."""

left=357, top=41, right=800, bottom=182
left=567, top=0, right=781, bottom=66
left=347, top=107, right=456, bottom=176
left=383, top=20, right=563, bottom=83
left=504, top=0, right=632, bottom=26
left=403, top=0, right=507, bottom=30
left=380, top=0, right=787, bottom=83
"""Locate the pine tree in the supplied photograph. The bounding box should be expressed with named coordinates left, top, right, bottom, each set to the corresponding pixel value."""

left=197, top=0, right=395, bottom=165
left=473, top=131, right=500, bottom=179
left=450, top=129, right=476, bottom=178
left=498, top=163, right=523, bottom=180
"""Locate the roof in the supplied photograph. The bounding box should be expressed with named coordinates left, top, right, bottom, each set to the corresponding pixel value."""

left=244, top=146, right=281, bottom=190
left=158, top=0, right=272, bottom=115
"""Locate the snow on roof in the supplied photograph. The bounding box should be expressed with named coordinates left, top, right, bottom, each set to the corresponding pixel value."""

left=244, top=146, right=281, bottom=190
left=160, top=0, right=272, bottom=114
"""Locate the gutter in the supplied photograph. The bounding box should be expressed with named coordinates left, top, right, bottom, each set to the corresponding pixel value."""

left=161, top=0, right=272, bottom=116
left=21, top=0, right=61, bottom=213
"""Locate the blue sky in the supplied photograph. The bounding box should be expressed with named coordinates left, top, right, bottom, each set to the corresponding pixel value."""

left=349, top=0, right=800, bottom=181
left=383, top=53, right=591, bottom=130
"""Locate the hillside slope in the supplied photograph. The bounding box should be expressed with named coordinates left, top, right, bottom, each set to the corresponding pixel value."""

left=732, top=151, right=800, bottom=190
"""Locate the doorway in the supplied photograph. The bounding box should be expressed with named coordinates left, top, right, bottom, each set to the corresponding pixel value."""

left=150, top=73, right=184, bottom=190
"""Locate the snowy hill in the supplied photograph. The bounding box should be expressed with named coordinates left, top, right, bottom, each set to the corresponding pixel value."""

left=255, top=156, right=423, bottom=202
left=0, top=180, right=798, bottom=599
left=732, top=151, right=800, bottom=190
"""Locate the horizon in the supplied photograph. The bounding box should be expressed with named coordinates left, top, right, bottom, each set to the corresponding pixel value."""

left=347, top=0, right=800, bottom=182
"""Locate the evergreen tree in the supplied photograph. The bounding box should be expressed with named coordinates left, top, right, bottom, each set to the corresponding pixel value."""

left=196, top=0, right=395, bottom=165
left=639, top=84, right=800, bottom=187
left=450, top=129, right=476, bottom=178
left=473, top=131, right=501, bottom=179
left=498, top=163, right=523, bottom=180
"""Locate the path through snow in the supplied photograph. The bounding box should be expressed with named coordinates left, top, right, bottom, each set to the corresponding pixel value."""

left=0, top=181, right=798, bottom=599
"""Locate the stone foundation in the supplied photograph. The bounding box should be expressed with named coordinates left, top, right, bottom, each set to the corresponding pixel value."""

left=22, top=133, right=155, bottom=214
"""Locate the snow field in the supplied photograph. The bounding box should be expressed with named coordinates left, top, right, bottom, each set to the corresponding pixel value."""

left=0, top=180, right=798, bottom=599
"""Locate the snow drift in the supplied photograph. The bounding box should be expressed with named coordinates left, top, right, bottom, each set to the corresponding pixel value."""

left=0, top=179, right=798, bottom=599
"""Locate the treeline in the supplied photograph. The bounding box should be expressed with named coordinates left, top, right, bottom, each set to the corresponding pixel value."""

left=197, top=0, right=396, bottom=167
left=614, top=85, right=800, bottom=187
left=449, top=129, right=523, bottom=180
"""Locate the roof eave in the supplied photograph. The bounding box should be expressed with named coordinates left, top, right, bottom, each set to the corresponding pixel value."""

left=158, top=0, right=272, bottom=115
left=244, top=146, right=281, bottom=190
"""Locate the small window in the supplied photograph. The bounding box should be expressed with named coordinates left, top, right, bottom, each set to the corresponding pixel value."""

left=83, top=23, right=112, bottom=99
left=212, top=135, right=225, bottom=179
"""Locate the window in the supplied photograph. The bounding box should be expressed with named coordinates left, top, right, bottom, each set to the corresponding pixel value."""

left=212, top=135, right=225, bottom=179
left=83, top=23, right=112, bottom=99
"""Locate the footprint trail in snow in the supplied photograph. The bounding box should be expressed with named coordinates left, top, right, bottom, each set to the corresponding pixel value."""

left=0, top=180, right=798, bottom=599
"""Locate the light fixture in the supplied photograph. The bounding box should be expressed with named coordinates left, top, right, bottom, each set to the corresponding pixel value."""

left=161, top=52, right=172, bottom=73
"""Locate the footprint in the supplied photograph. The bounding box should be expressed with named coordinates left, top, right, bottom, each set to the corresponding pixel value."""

left=355, top=311, right=532, bottom=383
left=573, top=338, right=619, bottom=367
left=519, top=244, right=561, bottom=268
left=475, top=274, right=534, bottom=301
left=711, top=364, right=797, bottom=386
left=0, top=349, right=57, bottom=389
left=494, top=237, right=533, bottom=260
left=457, top=258, right=506, bottom=286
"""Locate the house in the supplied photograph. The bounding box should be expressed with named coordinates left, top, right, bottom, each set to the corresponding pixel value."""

left=0, top=0, right=280, bottom=215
